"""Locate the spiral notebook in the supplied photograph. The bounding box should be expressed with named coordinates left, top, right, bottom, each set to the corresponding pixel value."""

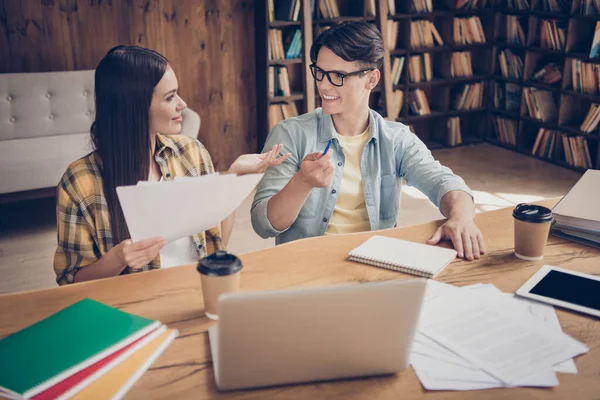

left=348, top=236, right=457, bottom=278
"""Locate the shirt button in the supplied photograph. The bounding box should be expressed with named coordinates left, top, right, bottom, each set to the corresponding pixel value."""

left=83, top=90, right=89, bottom=97
left=46, top=93, right=52, bottom=99
left=6, top=95, right=12, bottom=102
left=166, top=173, right=171, bottom=178
left=9, top=116, right=15, bottom=123
left=197, top=243, right=203, bottom=249
left=323, top=217, right=328, bottom=222
left=49, top=114, right=55, bottom=120
left=85, top=110, right=92, bottom=116
left=332, top=189, right=336, bottom=194
left=337, top=162, right=342, bottom=167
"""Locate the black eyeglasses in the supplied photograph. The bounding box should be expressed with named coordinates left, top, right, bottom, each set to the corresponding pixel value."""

left=309, top=63, right=375, bottom=87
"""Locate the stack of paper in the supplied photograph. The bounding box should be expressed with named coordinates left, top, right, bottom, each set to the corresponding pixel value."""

left=0, top=299, right=177, bottom=400
left=410, top=281, right=589, bottom=391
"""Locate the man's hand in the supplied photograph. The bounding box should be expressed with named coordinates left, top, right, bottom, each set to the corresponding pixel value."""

left=297, top=150, right=335, bottom=189
left=428, top=218, right=485, bottom=261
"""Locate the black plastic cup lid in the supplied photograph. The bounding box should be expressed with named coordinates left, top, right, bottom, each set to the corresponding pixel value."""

left=512, top=203, right=553, bottom=223
left=197, top=251, right=243, bottom=277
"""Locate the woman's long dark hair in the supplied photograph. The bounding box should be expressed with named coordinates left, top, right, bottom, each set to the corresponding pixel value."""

left=91, top=45, right=168, bottom=245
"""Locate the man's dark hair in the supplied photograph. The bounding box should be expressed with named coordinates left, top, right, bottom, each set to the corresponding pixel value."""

left=310, top=21, right=384, bottom=69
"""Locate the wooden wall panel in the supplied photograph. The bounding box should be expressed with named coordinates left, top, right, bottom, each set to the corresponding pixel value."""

left=0, top=0, right=256, bottom=170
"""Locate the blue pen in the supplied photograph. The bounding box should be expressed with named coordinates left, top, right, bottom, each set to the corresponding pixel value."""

left=322, top=140, right=332, bottom=156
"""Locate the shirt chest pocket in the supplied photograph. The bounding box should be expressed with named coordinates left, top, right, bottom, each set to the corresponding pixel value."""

left=380, top=174, right=398, bottom=221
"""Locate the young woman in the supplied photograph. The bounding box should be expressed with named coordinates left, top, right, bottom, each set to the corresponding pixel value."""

left=54, top=45, right=289, bottom=285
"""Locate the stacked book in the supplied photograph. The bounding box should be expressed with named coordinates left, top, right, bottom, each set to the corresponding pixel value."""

left=408, top=54, right=433, bottom=83
left=456, top=0, right=488, bottom=9
left=580, top=103, right=600, bottom=133
left=493, top=117, right=518, bottom=146
left=498, top=49, right=523, bottom=79
left=0, top=299, right=177, bottom=400
left=408, top=89, right=431, bottom=116
left=531, top=128, right=560, bottom=159
left=530, top=62, right=562, bottom=85
left=447, top=117, right=462, bottom=146
left=453, top=82, right=484, bottom=110
left=570, top=60, right=600, bottom=94
left=387, top=90, right=404, bottom=119
left=453, top=17, right=486, bottom=45
left=507, top=0, right=529, bottom=10
left=539, top=19, right=566, bottom=51
left=563, top=135, right=593, bottom=169
left=539, top=0, right=570, bottom=12
left=494, top=82, right=521, bottom=112
left=450, top=52, right=473, bottom=78
left=269, top=0, right=302, bottom=21
left=411, top=0, right=433, bottom=13
left=269, top=29, right=302, bottom=60
left=523, top=87, right=558, bottom=122
left=506, top=15, right=526, bottom=46
left=269, top=102, right=299, bottom=130
left=552, top=169, right=600, bottom=249
left=387, top=21, right=399, bottom=51
left=268, top=66, right=292, bottom=97
left=364, top=0, right=377, bottom=16
left=580, top=0, right=600, bottom=14
left=410, top=20, right=444, bottom=48
left=590, top=22, right=600, bottom=59
left=390, top=57, right=406, bottom=86
left=319, top=0, right=340, bottom=19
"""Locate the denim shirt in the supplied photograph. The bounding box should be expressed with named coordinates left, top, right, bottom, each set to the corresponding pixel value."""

left=251, top=108, right=473, bottom=244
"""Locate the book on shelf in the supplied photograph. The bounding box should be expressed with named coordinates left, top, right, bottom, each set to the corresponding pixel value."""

left=498, top=49, right=523, bottom=79
left=269, top=29, right=302, bottom=60
left=506, top=15, right=526, bottom=46
left=493, top=117, right=518, bottom=145
left=410, top=20, right=444, bottom=49
left=408, top=89, right=431, bottom=116
left=319, top=0, right=340, bottom=19
left=580, top=0, right=600, bottom=15
left=494, top=81, right=521, bottom=111
left=523, top=87, right=558, bottom=122
left=563, top=135, right=593, bottom=169
left=270, top=0, right=302, bottom=22
left=456, top=0, right=488, bottom=9
left=364, top=0, right=376, bottom=17
left=391, top=56, right=406, bottom=86
left=450, top=52, right=473, bottom=78
left=453, top=82, right=484, bottom=110
left=387, top=21, right=399, bottom=51
left=447, top=117, right=463, bottom=146
left=590, top=22, right=600, bottom=59
left=268, top=66, right=292, bottom=97
left=539, top=0, right=570, bottom=12
left=580, top=103, right=600, bottom=133
left=570, top=59, right=600, bottom=95
left=531, top=127, right=560, bottom=159
left=408, top=53, right=433, bottom=83
left=453, top=17, right=486, bottom=45
left=539, top=19, right=566, bottom=51
left=411, top=0, right=433, bottom=13
left=507, top=0, right=529, bottom=10
left=387, top=90, right=404, bottom=119
left=269, top=102, right=299, bottom=130
left=387, top=0, right=396, bottom=16
left=530, top=62, right=562, bottom=84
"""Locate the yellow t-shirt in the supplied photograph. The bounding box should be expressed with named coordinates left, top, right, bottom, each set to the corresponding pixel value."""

left=325, top=128, right=371, bottom=235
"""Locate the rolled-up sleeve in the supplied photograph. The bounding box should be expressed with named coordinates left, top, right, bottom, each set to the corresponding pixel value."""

left=396, top=127, right=473, bottom=210
left=251, top=123, right=301, bottom=239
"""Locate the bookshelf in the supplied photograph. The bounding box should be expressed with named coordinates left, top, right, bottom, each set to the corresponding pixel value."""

left=488, top=0, right=600, bottom=171
left=256, top=0, right=600, bottom=171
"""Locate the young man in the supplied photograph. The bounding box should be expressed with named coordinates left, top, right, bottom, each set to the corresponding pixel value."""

left=251, top=21, right=485, bottom=261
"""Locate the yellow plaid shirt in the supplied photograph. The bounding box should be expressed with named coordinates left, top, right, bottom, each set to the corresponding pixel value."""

left=54, top=134, right=223, bottom=285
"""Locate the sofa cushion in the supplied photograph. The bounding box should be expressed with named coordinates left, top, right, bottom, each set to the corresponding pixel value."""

left=0, top=70, right=95, bottom=141
left=0, top=133, right=93, bottom=194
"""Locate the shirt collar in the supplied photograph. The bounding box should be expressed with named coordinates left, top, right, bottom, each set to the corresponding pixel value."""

left=318, top=108, right=379, bottom=144
left=155, top=133, right=178, bottom=154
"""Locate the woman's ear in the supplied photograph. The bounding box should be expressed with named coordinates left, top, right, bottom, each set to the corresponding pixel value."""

left=367, top=69, right=380, bottom=90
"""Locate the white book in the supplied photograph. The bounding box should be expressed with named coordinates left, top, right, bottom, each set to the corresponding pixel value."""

left=552, top=169, right=600, bottom=232
left=348, top=235, right=457, bottom=278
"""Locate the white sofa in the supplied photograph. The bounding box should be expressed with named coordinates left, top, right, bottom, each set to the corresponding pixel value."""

left=0, top=70, right=201, bottom=196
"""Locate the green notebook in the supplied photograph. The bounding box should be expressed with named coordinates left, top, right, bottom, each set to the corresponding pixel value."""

left=0, top=298, right=160, bottom=399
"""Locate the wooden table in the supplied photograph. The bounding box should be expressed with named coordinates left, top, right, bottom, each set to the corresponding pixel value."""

left=1, top=199, right=599, bottom=399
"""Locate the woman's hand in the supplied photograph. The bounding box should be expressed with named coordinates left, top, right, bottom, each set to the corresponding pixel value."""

left=228, top=144, right=291, bottom=175
left=112, top=237, right=166, bottom=269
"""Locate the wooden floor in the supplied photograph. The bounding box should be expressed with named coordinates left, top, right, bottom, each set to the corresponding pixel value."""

left=0, top=143, right=581, bottom=295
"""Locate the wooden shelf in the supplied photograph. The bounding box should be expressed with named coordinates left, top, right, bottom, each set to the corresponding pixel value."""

left=495, top=8, right=529, bottom=16
left=268, top=58, right=303, bottom=66
left=522, top=81, right=561, bottom=92
left=565, top=52, right=600, bottom=63
left=314, top=16, right=377, bottom=24
left=562, top=89, right=600, bottom=102
left=531, top=10, right=570, bottom=19
left=269, top=93, right=304, bottom=103
left=492, top=109, right=521, bottom=119
left=492, top=75, right=523, bottom=85
left=398, top=110, right=447, bottom=123
left=570, top=13, right=600, bottom=21
left=558, top=125, right=600, bottom=140
left=269, top=20, right=301, bottom=28
left=527, top=46, right=566, bottom=57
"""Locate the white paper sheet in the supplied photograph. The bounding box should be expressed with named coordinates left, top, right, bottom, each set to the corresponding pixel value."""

left=417, top=287, right=587, bottom=385
left=116, top=173, right=263, bottom=243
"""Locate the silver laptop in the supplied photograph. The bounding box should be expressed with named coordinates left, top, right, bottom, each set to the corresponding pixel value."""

left=208, top=279, right=427, bottom=391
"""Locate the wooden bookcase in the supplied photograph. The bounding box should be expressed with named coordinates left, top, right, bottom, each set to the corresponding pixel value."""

left=256, top=0, right=600, bottom=171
